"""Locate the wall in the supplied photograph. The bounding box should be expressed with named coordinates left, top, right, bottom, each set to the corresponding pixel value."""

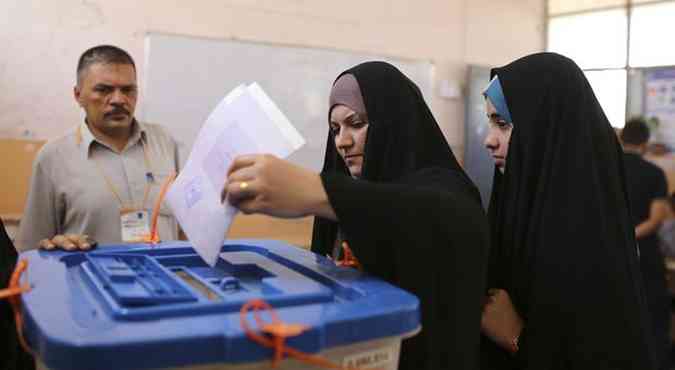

left=0, top=0, right=545, bottom=157
left=461, top=0, right=546, bottom=148
left=465, top=0, right=546, bottom=67
left=0, top=0, right=545, bottom=246
left=0, top=139, right=44, bottom=214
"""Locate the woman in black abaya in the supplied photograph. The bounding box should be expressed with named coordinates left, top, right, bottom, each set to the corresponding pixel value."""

left=223, top=61, right=490, bottom=370
left=480, top=52, right=655, bottom=369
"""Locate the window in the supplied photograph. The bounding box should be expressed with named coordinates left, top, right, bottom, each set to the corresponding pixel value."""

left=629, top=1, right=675, bottom=67
left=548, top=9, right=627, bottom=69
left=548, top=0, right=675, bottom=133
left=584, top=70, right=627, bottom=127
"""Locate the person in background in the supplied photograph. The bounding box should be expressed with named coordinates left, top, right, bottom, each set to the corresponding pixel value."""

left=621, top=117, right=670, bottom=370
left=17, top=45, right=180, bottom=252
left=644, top=142, right=675, bottom=196
left=480, top=53, right=655, bottom=369
left=658, top=193, right=675, bottom=257
left=1, top=219, right=34, bottom=370
left=222, top=61, right=489, bottom=370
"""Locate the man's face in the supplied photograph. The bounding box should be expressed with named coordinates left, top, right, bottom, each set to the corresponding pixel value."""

left=74, top=63, right=138, bottom=134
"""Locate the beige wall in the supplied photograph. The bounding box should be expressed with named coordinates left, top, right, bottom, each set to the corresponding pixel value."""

left=0, top=0, right=545, bottom=158
left=0, top=0, right=545, bottom=247
left=465, top=0, right=546, bottom=66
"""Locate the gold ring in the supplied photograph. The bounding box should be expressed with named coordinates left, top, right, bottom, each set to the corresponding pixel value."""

left=239, top=181, right=249, bottom=190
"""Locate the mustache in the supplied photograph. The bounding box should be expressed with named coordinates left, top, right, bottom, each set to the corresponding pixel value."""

left=104, top=107, right=130, bottom=117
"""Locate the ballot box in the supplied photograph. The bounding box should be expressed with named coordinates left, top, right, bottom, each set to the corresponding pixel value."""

left=16, top=240, right=419, bottom=370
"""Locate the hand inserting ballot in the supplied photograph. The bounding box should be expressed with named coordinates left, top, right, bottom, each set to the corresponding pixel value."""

left=222, top=154, right=337, bottom=221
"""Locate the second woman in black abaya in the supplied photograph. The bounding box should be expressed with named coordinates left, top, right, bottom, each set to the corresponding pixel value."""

left=480, top=53, right=655, bottom=369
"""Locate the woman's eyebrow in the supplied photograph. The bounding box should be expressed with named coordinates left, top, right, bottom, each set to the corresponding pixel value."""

left=344, top=112, right=359, bottom=122
left=346, top=112, right=370, bottom=124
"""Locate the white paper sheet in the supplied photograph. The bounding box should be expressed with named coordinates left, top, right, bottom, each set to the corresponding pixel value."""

left=165, top=83, right=305, bottom=266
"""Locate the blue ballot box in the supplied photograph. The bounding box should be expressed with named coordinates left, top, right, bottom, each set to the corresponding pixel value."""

left=17, top=240, right=420, bottom=370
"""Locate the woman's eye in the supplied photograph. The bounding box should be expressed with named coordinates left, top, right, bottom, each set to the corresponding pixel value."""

left=496, top=120, right=511, bottom=129
left=330, top=125, right=340, bottom=135
left=351, top=121, right=367, bottom=128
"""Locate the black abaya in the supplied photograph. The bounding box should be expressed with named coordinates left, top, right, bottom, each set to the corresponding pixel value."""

left=312, top=62, right=490, bottom=370
left=483, top=53, right=655, bottom=369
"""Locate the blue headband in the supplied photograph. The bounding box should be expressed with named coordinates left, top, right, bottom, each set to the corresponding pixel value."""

left=483, top=75, right=513, bottom=124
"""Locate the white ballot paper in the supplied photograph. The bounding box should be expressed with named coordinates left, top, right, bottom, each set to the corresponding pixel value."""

left=166, top=83, right=305, bottom=266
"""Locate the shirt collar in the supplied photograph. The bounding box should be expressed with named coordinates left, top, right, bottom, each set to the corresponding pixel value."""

left=78, top=119, right=146, bottom=159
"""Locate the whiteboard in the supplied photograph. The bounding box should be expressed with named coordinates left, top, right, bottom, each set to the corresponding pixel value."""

left=140, top=33, right=434, bottom=171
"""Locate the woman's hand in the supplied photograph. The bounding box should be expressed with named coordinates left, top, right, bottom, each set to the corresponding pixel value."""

left=222, top=154, right=337, bottom=220
left=481, top=288, right=524, bottom=354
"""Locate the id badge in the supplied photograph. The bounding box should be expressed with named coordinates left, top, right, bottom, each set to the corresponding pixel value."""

left=120, top=208, right=151, bottom=242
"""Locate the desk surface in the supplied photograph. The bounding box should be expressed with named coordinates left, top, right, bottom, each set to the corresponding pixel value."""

left=0, top=213, right=313, bottom=248
left=0, top=213, right=21, bottom=224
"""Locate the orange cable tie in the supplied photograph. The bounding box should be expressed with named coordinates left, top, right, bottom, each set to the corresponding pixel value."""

left=145, top=172, right=176, bottom=245
left=240, top=299, right=362, bottom=370
left=336, top=241, right=362, bottom=270
left=2, top=260, right=33, bottom=355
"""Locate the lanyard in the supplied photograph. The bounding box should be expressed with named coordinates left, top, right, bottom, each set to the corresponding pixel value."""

left=76, top=124, right=155, bottom=209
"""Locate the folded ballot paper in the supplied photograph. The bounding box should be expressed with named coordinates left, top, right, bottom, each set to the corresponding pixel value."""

left=166, top=83, right=305, bottom=266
